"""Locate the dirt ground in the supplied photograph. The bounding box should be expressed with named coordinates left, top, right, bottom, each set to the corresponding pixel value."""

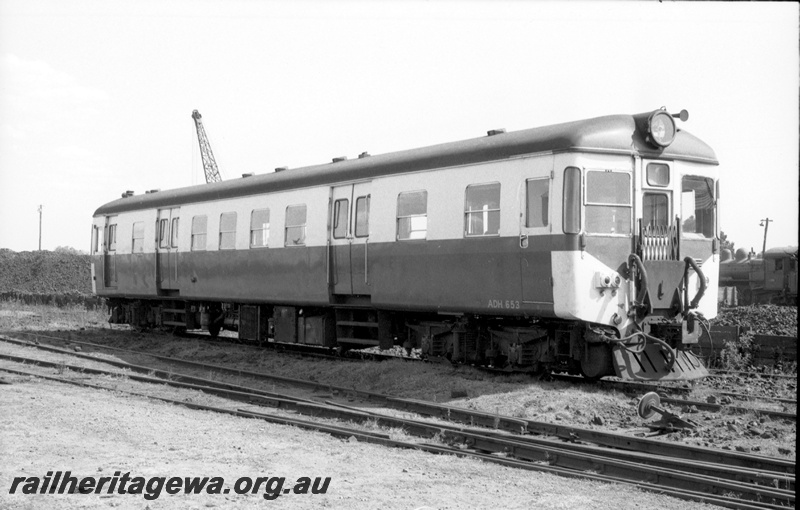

left=0, top=303, right=795, bottom=509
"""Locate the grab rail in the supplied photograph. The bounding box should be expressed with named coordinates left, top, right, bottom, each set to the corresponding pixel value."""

left=683, top=257, right=707, bottom=312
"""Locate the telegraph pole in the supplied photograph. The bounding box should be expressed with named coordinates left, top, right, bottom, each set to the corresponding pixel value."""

left=759, top=218, right=772, bottom=257
left=38, top=205, right=42, bottom=251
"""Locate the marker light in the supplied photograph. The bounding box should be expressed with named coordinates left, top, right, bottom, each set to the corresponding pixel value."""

left=647, top=110, right=677, bottom=148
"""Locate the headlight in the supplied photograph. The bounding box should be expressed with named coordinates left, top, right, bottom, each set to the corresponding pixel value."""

left=647, top=110, right=677, bottom=148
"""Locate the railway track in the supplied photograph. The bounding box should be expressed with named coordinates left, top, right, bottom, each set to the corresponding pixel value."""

left=4, top=330, right=796, bottom=424
left=0, top=334, right=794, bottom=509
left=550, top=373, right=797, bottom=420
left=710, top=369, right=798, bottom=380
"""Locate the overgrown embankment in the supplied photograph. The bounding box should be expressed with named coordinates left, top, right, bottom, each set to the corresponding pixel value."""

left=0, top=249, right=101, bottom=308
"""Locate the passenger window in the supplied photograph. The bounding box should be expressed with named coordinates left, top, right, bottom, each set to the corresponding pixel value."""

left=132, top=222, right=145, bottom=253
left=285, top=205, right=307, bottom=246
left=158, top=219, right=169, bottom=248
left=585, top=171, right=631, bottom=235
left=171, top=218, right=179, bottom=248
left=562, top=167, right=581, bottom=234
left=465, top=183, right=500, bottom=236
left=355, top=196, right=370, bottom=238
left=250, top=209, right=270, bottom=248
left=191, top=215, right=207, bottom=251
left=525, top=179, right=549, bottom=228
left=681, top=176, right=715, bottom=238
left=397, top=191, right=427, bottom=240
left=333, top=199, right=349, bottom=239
left=219, top=212, right=237, bottom=250
left=643, top=193, right=670, bottom=228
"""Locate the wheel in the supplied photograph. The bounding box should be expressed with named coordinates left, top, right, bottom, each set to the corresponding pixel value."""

left=637, top=392, right=661, bottom=419
left=208, top=322, right=221, bottom=338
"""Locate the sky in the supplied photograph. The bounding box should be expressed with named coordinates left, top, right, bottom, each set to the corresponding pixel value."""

left=1, top=0, right=797, bottom=254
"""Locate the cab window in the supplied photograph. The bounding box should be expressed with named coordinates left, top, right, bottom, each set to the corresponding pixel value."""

left=585, top=171, right=631, bottom=235
left=643, top=193, right=670, bottom=228
left=526, top=178, right=549, bottom=228
left=681, top=176, right=715, bottom=238
left=562, top=167, right=581, bottom=234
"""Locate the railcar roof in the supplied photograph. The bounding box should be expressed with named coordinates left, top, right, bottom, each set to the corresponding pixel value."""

left=94, top=111, right=719, bottom=216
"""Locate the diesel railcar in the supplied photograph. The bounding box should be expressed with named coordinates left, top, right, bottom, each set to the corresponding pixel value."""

left=91, top=109, right=719, bottom=381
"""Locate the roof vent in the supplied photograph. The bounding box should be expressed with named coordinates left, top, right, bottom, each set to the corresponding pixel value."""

left=121, top=190, right=134, bottom=198
left=332, top=156, right=347, bottom=163
left=242, top=173, right=254, bottom=178
left=275, top=166, right=288, bottom=172
left=145, top=189, right=160, bottom=194
left=358, top=152, right=370, bottom=159
left=487, top=129, right=506, bottom=136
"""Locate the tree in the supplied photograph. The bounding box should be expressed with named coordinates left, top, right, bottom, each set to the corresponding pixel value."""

left=719, top=231, right=735, bottom=252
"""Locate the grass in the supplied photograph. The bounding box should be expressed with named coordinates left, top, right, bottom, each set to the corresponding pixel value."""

left=0, top=300, right=107, bottom=332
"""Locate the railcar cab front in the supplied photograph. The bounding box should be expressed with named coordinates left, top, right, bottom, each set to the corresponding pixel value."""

left=554, top=109, right=719, bottom=381
left=613, top=110, right=719, bottom=379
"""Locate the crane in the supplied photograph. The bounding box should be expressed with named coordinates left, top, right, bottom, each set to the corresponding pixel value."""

left=191, top=109, right=222, bottom=183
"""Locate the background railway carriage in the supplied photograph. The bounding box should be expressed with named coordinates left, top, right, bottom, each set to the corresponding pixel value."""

left=91, top=109, right=719, bottom=382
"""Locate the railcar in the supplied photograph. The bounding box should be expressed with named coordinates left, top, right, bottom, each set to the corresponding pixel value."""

left=91, top=108, right=720, bottom=381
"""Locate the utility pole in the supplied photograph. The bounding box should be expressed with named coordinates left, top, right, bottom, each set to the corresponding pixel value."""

left=38, top=205, right=42, bottom=251
left=759, top=218, right=772, bottom=257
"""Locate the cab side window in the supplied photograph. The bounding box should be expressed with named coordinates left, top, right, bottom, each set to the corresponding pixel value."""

left=525, top=178, right=549, bottom=228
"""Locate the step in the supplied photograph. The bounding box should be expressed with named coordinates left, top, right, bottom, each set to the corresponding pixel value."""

left=162, top=308, right=186, bottom=314
left=336, top=321, right=378, bottom=328
left=162, top=321, right=187, bottom=327
left=336, top=338, right=380, bottom=346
